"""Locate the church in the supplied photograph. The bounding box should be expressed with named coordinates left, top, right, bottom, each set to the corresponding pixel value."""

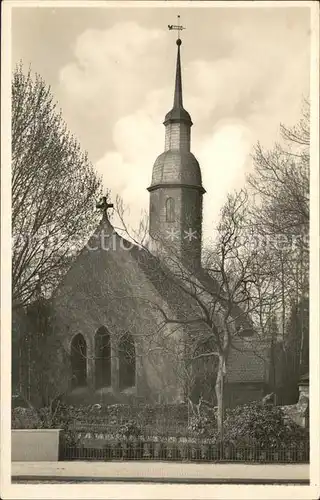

left=15, top=34, right=270, bottom=409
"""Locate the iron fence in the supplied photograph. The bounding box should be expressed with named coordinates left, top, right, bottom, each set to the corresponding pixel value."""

left=59, top=429, right=309, bottom=463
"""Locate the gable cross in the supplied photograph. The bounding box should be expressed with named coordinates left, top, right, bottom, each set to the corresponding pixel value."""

left=96, top=196, right=114, bottom=219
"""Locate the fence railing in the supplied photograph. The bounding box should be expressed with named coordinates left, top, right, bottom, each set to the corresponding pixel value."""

left=59, top=428, right=309, bottom=463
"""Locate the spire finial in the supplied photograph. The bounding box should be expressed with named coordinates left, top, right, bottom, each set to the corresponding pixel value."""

left=168, top=15, right=186, bottom=109
left=168, top=14, right=185, bottom=44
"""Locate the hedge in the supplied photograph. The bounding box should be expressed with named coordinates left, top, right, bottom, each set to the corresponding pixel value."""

left=12, top=401, right=309, bottom=453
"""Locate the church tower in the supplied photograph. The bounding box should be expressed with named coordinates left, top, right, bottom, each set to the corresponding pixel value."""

left=147, top=35, right=205, bottom=269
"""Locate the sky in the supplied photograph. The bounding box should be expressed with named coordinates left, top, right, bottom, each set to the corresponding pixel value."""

left=11, top=4, right=311, bottom=240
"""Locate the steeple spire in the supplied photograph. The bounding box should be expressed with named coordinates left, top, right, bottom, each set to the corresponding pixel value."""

left=173, top=39, right=183, bottom=108
left=148, top=17, right=205, bottom=270
left=165, top=15, right=192, bottom=126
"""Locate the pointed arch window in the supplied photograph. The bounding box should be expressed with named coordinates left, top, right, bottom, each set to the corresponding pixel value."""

left=119, top=334, right=136, bottom=390
left=95, top=326, right=111, bottom=389
left=70, top=334, right=87, bottom=388
left=166, top=197, right=175, bottom=222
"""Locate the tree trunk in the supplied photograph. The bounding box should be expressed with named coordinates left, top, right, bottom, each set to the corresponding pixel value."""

left=215, top=356, right=225, bottom=441
left=280, top=255, right=286, bottom=342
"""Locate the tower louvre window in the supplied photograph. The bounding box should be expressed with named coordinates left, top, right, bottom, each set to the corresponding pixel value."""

left=166, top=197, right=175, bottom=222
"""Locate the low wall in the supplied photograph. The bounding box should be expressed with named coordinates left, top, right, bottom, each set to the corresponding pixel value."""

left=12, top=429, right=62, bottom=461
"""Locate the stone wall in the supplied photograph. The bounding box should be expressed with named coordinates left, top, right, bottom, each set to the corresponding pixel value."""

left=12, top=429, right=61, bottom=461
left=51, top=229, right=186, bottom=405
left=149, top=185, right=203, bottom=268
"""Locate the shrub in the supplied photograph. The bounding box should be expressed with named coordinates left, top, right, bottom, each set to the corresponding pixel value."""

left=188, top=416, right=213, bottom=436
left=118, top=420, right=142, bottom=439
left=12, top=402, right=80, bottom=430
left=223, top=401, right=308, bottom=447
left=12, top=407, right=41, bottom=429
left=12, top=400, right=309, bottom=460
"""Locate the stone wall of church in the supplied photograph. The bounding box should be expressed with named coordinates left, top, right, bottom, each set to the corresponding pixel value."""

left=180, top=187, right=203, bottom=266
left=149, top=185, right=202, bottom=267
left=50, top=233, right=186, bottom=406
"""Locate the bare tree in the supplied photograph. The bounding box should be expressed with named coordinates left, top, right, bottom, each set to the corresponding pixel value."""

left=12, top=63, right=102, bottom=310
left=12, top=295, right=73, bottom=424
left=105, top=190, right=268, bottom=437
left=26, top=100, right=309, bottom=427
left=245, top=100, right=310, bottom=401
left=248, top=99, right=309, bottom=244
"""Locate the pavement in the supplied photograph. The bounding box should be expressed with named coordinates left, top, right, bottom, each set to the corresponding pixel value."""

left=11, top=461, right=310, bottom=484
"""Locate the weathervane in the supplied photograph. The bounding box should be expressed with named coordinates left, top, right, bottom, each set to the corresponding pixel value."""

left=168, top=14, right=185, bottom=43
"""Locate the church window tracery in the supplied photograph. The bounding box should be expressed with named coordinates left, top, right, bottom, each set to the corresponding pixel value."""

left=119, top=334, right=136, bottom=390
left=95, top=326, right=111, bottom=389
left=70, top=334, right=87, bottom=388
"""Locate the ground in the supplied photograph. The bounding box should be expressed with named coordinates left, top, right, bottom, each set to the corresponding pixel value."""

left=11, top=461, right=309, bottom=484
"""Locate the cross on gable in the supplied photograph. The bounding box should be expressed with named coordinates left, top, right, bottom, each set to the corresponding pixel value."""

left=96, top=196, right=114, bottom=218
left=168, top=14, right=186, bottom=40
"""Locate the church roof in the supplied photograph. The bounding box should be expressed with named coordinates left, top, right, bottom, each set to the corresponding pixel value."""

left=164, top=39, right=192, bottom=126
left=148, top=36, right=204, bottom=194
left=52, top=218, right=265, bottom=385
left=131, top=243, right=266, bottom=384
left=226, top=337, right=268, bottom=383
left=150, top=150, right=203, bottom=189
left=191, top=266, right=255, bottom=336
left=164, top=107, right=192, bottom=125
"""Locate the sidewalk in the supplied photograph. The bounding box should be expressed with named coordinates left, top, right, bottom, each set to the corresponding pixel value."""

left=11, top=461, right=310, bottom=484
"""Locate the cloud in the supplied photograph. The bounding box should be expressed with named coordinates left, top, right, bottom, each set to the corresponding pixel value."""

left=96, top=109, right=252, bottom=238
left=195, top=120, right=252, bottom=235
left=59, top=16, right=310, bottom=239
left=59, top=22, right=167, bottom=120
left=95, top=105, right=162, bottom=236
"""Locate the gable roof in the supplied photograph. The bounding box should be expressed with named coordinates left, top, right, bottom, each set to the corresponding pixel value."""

left=190, top=265, right=255, bottom=335
left=52, top=218, right=265, bottom=384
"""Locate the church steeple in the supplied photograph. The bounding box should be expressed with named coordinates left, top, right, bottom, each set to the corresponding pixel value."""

left=164, top=38, right=193, bottom=130
left=174, top=40, right=183, bottom=107
left=147, top=21, right=205, bottom=269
